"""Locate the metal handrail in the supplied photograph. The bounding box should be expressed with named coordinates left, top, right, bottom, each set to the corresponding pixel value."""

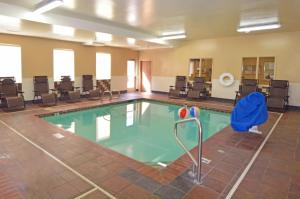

left=174, top=117, right=203, bottom=184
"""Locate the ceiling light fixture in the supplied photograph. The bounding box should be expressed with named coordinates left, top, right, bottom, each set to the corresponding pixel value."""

left=33, top=0, right=64, bottom=14
left=96, top=32, right=112, bottom=42
left=52, top=25, right=74, bottom=36
left=237, top=23, right=281, bottom=33
left=162, top=30, right=185, bottom=36
left=160, top=34, right=186, bottom=40
left=127, top=38, right=136, bottom=45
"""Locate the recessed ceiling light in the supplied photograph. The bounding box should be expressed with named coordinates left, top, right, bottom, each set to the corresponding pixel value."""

left=52, top=25, right=74, bottom=36
left=33, top=0, right=64, bottom=14
left=96, top=32, right=112, bottom=42
left=160, top=34, right=186, bottom=40
left=162, top=30, right=185, bottom=36
left=127, top=38, right=136, bottom=45
left=237, top=23, right=281, bottom=33
left=95, top=0, right=114, bottom=20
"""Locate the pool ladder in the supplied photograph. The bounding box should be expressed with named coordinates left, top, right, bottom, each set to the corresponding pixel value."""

left=174, top=117, right=203, bottom=184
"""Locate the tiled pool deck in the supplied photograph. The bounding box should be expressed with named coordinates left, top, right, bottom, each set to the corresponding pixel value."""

left=0, top=92, right=298, bottom=199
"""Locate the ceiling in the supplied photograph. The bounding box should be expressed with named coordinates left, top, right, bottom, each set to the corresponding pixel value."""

left=0, top=0, right=299, bottom=49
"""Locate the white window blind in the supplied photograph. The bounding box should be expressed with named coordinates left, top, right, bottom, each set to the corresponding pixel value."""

left=96, top=53, right=111, bottom=80
left=53, top=49, right=74, bottom=81
left=0, top=44, right=22, bottom=83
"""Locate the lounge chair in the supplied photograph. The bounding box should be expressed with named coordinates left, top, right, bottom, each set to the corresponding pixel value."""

left=57, top=76, right=81, bottom=102
left=267, top=80, right=289, bottom=112
left=0, top=78, right=25, bottom=111
left=234, top=79, right=259, bottom=104
left=33, top=76, right=57, bottom=106
left=82, top=75, right=101, bottom=100
left=97, top=79, right=120, bottom=100
left=187, top=77, right=209, bottom=99
left=169, top=76, right=187, bottom=98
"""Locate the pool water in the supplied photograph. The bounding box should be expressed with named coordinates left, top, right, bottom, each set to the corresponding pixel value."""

left=44, top=100, right=230, bottom=166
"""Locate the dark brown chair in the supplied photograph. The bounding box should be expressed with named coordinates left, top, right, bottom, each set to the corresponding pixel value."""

left=33, top=76, right=57, bottom=106
left=0, top=78, right=25, bottom=111
left=187, top=77, right=209, bottom=99
left=82, top=75, right=101, bottom=100
left=234, top=79, right=259, bottom=104
left=267, top=80, right=289, bottom=112
left=57, top=76, right=80, bottom=102
left=169, top=76, right=187, bottom=98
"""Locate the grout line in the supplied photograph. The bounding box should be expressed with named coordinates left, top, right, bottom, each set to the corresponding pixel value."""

left=225, top=113, right=283, bottom=199
left=0, top=119, right=116, bottom=199
left=74, top=187, right=98, bottom=199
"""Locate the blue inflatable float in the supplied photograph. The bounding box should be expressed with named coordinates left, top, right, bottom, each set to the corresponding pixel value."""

left=231, top=92, right=268, bottom=132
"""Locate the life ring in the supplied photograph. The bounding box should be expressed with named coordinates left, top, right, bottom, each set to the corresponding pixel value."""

left=219, top=73, right=234, bottom=87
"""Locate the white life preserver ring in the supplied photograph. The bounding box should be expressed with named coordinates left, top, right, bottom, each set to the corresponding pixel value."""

left=219, top=73, right=234, bottom=87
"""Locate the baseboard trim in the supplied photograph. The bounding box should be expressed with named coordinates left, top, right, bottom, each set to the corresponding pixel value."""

left=209, top=97, right=235, bottom=104
left=151, top=90, right=168, bottom=95
left=287, top=105, right=300, bottom=111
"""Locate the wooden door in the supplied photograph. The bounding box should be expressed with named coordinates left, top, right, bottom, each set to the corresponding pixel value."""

left=140, top=61, right=151, bottom=92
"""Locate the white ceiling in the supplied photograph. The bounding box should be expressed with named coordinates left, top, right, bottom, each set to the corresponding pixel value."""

left=0, top=0, right=299, bottom=49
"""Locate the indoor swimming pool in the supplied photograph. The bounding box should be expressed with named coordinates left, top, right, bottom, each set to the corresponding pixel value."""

left=44, top=100, right=230, bottom=166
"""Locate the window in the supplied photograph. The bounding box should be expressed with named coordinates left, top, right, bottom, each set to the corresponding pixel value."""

left=188, top=58, right=212, bottom=82
left=0, top=44, right=22, bottom=83
left=241, top=57, right=275, bottom=85
left=242, top=57, right=257, bottom=80
left=188, top=59, right=200, bottom=79
left=127, top=60, right=136, bottom=89
left=258, top=57, right=275, bottom=85
left=96, top=53, right=111, bottom=80
left=53, top=49, right=74, bottom=81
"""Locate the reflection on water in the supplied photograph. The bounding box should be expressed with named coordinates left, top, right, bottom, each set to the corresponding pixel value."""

left=126, top=104, right=134, bottom=127
left=96, top=115, right=111, bottom=141
left=44, top=100, right=230, bottom=165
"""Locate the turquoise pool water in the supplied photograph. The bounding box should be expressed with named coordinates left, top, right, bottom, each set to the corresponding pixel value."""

left=44, top=100, right=230, bottom=166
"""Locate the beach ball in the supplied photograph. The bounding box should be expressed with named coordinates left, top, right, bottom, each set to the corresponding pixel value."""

left=189, top=106, right=200, bottom=118
left=178, top=107, right=189, bottom=119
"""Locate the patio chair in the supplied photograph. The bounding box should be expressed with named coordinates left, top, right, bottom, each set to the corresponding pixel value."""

left=97, top=79, right=120, bottom=100
left=234, top=79, right=259, bottom=104
left=0, top=78, right=25, bottom=111
left=57, top=76, right=81, bottom=102
left=169, top=76, right=187, bottom=98
left=82, top=75, right=101, bottom=100
left=267, top=80, right=289, bottom=112
left=33, top=76, right=57, bottom=106
left=187, top=77, right=209, bottom=99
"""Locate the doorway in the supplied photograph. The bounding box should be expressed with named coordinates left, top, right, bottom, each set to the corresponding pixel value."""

left=140, top=61, right=151, bottom=93
left=127, top=60, right=136, bottom=92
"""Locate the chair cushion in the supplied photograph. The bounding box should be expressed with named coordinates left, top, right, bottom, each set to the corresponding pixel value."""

left=271, top=80, right=289, bottom=88
left=267, top=98, right=286, bottom=109
left=5, top=96, right=24, bottom=109
left=169, top=89, right=181, bottom=96
left=41, top=93, right=56, bottom=105
left=88, top=89, right=101, bottom=99
left=68, top=91, right=81, bottom=101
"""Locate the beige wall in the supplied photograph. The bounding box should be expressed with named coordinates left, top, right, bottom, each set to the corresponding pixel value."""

left=1, top=31, right=300, bottom=105
left=140, top=31, right=300, bottom=81
left=0, top=33, right=139, bottom=100
left=0, top=33, right=139, bottom=78
left=140, top=31, right=300, bottom=105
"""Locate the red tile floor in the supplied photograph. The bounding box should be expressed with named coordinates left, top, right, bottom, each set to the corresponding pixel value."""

left=0, top=92, right=298, bottom=199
